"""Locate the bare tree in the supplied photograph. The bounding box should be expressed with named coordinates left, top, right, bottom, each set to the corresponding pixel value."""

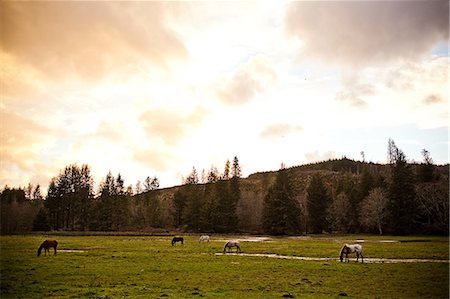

left=360, top=187, right=388, bottom=235
left=415, top=182, right=449, bottom=234
left=328, top=192, right=351, bottom=232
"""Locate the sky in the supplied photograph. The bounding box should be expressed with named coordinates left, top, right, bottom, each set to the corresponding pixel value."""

left=1, top=1, right=449, bottom=192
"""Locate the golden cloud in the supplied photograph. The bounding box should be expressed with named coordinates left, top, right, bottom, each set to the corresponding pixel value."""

left=139, top=107, right=207, bottom=146
left=217, top=56, right=277, bottom=105
left=0, top=2, right=187, bottom=82
left=261, top=124, right=304, bottom=139
left=0, top=109, right=59, bottom=172
left=285, top=1, right=448, bottom=68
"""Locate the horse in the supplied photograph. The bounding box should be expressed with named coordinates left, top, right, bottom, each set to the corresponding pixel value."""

left=340, top=244, right=363, bottom=263
left=199, top=235, right=210, bottom=243
left=171, top=237, right=184, bottom=246
left=223, top=240, right=241, bottom=253
left=37, top=240, right=58, bottom=256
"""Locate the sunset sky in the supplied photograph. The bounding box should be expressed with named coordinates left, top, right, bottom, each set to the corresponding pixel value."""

left=1, top=1, right=448, bottom=191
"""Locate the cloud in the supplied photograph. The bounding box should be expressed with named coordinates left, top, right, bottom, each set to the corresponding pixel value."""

left=305, top=150, right=336, bottom=163
left=261, top=124, right=303, bottom=139
left=423, top=94, right=443, bottom=105
left=335, top=80, right=375, bottom=108
left=139, top=107, right=207, bottom=145
left=0, top=2, right=187, bottom=82
left=217, top=56, right=277, bottom=105
left=0, top=109, right=60, bottom=187
left=285, top=1, right=449, bottom=68
left=133, top=147, right=176, bottom=173
left=90, top=122, right=129, bottom=143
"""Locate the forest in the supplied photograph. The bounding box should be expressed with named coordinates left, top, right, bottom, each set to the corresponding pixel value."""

left=1, top=140, right=448, bottom=235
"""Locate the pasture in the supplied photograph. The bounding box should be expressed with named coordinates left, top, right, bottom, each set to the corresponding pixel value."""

left=1, top=234, right=448, bottom=298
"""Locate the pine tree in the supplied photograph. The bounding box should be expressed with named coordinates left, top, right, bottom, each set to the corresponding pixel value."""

left=262, top=167, right=301, bottom=235
left=33, top=208, right=51, bottom=231
left=387, top=149, right=417, bottom=234
left=213, top=157, right=241, bottom=233
left=307, top=174, right=331, bottom=233
left=418, top=149, right=434, bottom=182
left=173, top=189, right=187, bottom=228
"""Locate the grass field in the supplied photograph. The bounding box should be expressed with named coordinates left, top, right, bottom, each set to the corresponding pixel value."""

left=1, top=234, right=448, bottom=298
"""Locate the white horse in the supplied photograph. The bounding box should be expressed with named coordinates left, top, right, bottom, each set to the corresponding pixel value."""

left=340, top=244, right=363, bottom=263
left=199, top=235, right=210, bottom=243
left=223, top=240, right=241, bottom=253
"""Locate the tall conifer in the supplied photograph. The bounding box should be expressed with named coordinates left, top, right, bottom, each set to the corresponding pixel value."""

left=262, top=166, right=301, bottom=235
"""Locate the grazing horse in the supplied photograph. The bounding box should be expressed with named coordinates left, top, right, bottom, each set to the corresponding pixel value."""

left=171, top=237, right=184, bottom=246
left=340, top=244, right=363, bottom=263
left=199, top=235, right=210, bottom=243
left=37, top=240, right=58, bottom=256
left=223, top=240, right=241, bottom=253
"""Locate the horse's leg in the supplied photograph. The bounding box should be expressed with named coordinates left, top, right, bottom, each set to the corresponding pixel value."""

left=54, top=246, right=57, bottom=255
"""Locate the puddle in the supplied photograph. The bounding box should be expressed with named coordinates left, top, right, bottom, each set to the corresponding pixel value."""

left=215, top=253, right=449, bottom=264
left=58, top=249, right=86, bottom=253
left=216, top=237, right=273, bottom=243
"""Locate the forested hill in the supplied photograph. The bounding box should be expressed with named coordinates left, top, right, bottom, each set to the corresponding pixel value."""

left=1, top=158, right=449, bottom=235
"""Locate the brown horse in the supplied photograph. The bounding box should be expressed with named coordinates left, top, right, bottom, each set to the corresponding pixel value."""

left=171, top=237, right=184, bottom=246
left=37, top=240, right=58, bottom=256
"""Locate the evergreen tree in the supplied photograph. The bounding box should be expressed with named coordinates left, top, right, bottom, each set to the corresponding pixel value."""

left=207, top=166, right=220, bottom=183
left=96, top=171, right=116, bottom=230
left=113, top=173, right=130, bottom=230
left=418, top=149, right=434, bottom=183
left=45, top=178, right=62, bottom=229
left=183, top=184, right=203, bottom=231
left=173, top=189, right=187, bottom=228
left=223, top=160, right=231, bottom=180
left=144, top=190, right=160, bottom=228
left=199, top=183, right=217, bottom=232
left=181, top=167, right=202, bottom=231
left=232, top=156, right=242, bottom=178
left=212, top=158, right=241, bottom=233
left=184, top=167, right=199, bottom=184
left=214, top=179, right=238, bottom=233
left=144, top=176, right=160, bottom=192
left=44, top=164, right=94, bottom=230
left=262, top=166, right=301, bottom=235
left=307, top=174, right=331, bottom=233
left=33, top=208, right=51, bottom=231
left=387, top=148, right=417, bottom=234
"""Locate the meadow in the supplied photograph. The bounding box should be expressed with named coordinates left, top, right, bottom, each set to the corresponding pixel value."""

left=1, top=234, right=448, bottom=298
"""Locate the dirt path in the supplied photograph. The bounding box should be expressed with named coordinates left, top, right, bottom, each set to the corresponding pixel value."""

left=216, top=253, right=449, bottom=264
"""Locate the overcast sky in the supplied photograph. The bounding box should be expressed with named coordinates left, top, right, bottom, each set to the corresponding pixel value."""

left=1, top=1, right=448, bottom=191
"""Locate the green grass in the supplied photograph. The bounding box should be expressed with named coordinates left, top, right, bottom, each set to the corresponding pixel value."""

left=1, top=235, right=448, bottom=298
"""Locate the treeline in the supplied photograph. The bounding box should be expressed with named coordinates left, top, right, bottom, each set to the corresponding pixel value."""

left=261, top=141, right=448, bottom=235
left=173, top=157, right=242, bottom=233
left=0, top=157, right=243, bottom=234
left=1, top=143, right=448, bottom=235
left=0, top=163, right=161, bottom=233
